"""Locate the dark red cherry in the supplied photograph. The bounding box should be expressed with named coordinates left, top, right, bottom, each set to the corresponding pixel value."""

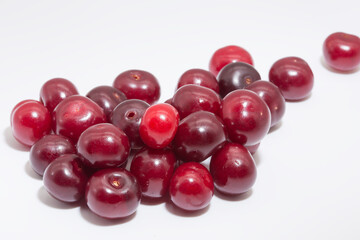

left=246, top=80, right=286, bottom=127
left=113, top=70, right=160, bottom=104
left=172, top=85, right=221, bottom=119
left=221, top=90, right=270, bottom=146
left=139, top=103, right=179, bottom=149
left=77, top=123, right=130, bottom=169
left=210, top=142, right=256, bottom=195
left=130, top=147, right=176, bottom=198
left=40, top=78, right=78, bottom=113
left=169, top=162, right=214, bottom=211
left=246, top=142, right=260, bottom=155
left=11, top=100, right=52, bottom=147
left=218, top=62, right=261, bottom=98
left=164, top=98, right=172, bottom=104
left=52, top=95, right=106, bottom=143
left=173, top=111, right=226, bottom=162
left=85, top=168, right=141, bottom=219
left=269, top=57, right=314, bottom=101
left=209, top=45, right=253, bottom=77
left=30, top=134, right=76, bottom=176
left=177, top=69, right=219, bottom=93
left=86, top=86, right=127, bottom=121
left=43, top=154, right=88, bottom=202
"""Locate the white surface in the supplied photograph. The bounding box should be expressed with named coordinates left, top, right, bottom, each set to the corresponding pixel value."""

left=1, top=0, right=360, bottom=239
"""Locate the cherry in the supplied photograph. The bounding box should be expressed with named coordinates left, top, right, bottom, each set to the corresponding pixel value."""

left=171, top=84, right=222, bottom=119
left=269, top=57, right=314, bottom=101
left=177, top=69, right=219, bottom=93
left=246, top=142, right=260, bottom=155
left=11, top=100, right=52, bottom=147
left=30, top=134, right=76, bottom=176
left=210, top=142, right=256, bottom=195
left=164, top=98, right=172, bottom=104
left=113, top=70, right=160, bottom=104
left=77, top=123, right=130, bottom=169
left=10, top=99, right=38, bottom=120
left=209, top=45, right=253, bottom=77
left=323, top=32, right=360, bottom=71
left=86, top=86, right=127, bottom=121
left=40, top=78, right=78, bottom=113
left=130, top=147, right=176, bottom=198
left=221, top=90, right=270, bottom=146
left=173, top=111, right=226, bottom=162
left=169, top=162, right=214, bottom=211
left=139, top=103, right=179, bottom=149
left=43, top=154, right=88, bottom=202
left=85, top=168, right=141, bottom=219
left=52, top=95, right=106, bottom=143
left=246, top=80, right=286, bottom=127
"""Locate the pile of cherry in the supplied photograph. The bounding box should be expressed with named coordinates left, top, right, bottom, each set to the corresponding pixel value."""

left=10, top=32, right=360, bottom=219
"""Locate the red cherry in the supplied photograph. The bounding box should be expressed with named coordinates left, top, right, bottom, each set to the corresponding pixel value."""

left=177, top=69, right=219, bottom=93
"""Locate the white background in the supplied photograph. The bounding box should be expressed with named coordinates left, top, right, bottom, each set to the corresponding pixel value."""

left=1, top=0, right=360, bottom=239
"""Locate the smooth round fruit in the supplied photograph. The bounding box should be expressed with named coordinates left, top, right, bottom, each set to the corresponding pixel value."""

left=177, top=69, right=219, bottom=93
left=323, top=32, right=360, bottom=71
left=43, top=154, right=88, bottom=202
left=221, top=90, right=271, bottom=146
left=130, top=147, right=176, bottom=198
left=246, top=80, right=286, bottom=127
left=218, top=62, right=261, bottom=98
left=30, top=134, right=76, bottom=176
left=40, top=78, right=78, bottom=112
left=113, top=70, right=160, bottom=104
left=52, top=95, right=106, bottom=143
left=209, top=45, right=253, bottom=77
left=246, top=142, right=260, bottom=155
left=85, top=168, right=141, bottom=219
left=173, top=111, right=227, bottom=162
left=10, top=99, right=38, bottom=121
left=210, top=143, right=256, bottom=195
left=269, top=57, right=314, bottom=101
left=77, top=123, right=130, bottom=169
left=169, top=162, right=214, bottom=211
left=139, top=103, right=179, bottom=149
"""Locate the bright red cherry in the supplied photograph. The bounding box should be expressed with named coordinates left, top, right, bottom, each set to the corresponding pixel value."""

left=40, top=78, right=78, bottom=113
left=169, top=162, right=214, bottom=211
left=221, top=90, right=270, bottom=146
left=52, top=95, right=106, bottom=143
left=10, top=99, right=38, bottom=120
left=210, top=143, right=257, bottom=195
left=172, top=85, right=222, bottom=119
left=177, top=69, right=219, bottom=93
left=113, top=70, right=160, bottom=104
left=43, top=154, right=88, bottom=202
left=246, top=142, right=260, bottom=155
left=130, top=147, right=176, bottom=198
left=269, top=57, right=314, bottom=101
left=323, top=32, right=360, bottom=71
left=209, top=45, right=253, bottom=77
left=85, top=168, right=141, bottom=219
left=139, top=103, right=179, bottom=149
left=11, top=100, right=52, bottom=147
left=77, top=123, right=130, bottom=169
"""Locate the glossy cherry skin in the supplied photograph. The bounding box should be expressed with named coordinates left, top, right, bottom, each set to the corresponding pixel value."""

left=85, top=168, right=141, bottom=219
left=172, top=85, right=222, bottom=119
left=40, top=78, right=79, bottom=113
left=269, top=57, right=314, bottom=101
left=43, top=154, right=88, bottom=202
left=86, top=86, right=127, bottom=121
left=210, top=143, right=256, bottom=195
left=246, top=142, right=260, bottom=155
left=11, top=100, right=52, bottom=147
left=10, top=99, right=38, bottom=121
left=139, top=103, right=179, bottom=149
left=323, top=32, right=360, bottom=71
left=177, top=69, right=219, bottom=93
left=173, top=111, right=227, bottom=162
left=113, top=70, right=160, bottom=104
left=52, top=95, right=107, bottom=143
left=77, top=123, right=130, bottom=169
left=169, top=162, right=214, bottom=211
left=221, top=90, right=271, bottom=146
left=246, top=80, right=286, bottom=127
left=130, top=147, right=176, bottom=198
left=30, top=134, right=76, bottom=176
left=209, top=45, right=253, bottom=77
